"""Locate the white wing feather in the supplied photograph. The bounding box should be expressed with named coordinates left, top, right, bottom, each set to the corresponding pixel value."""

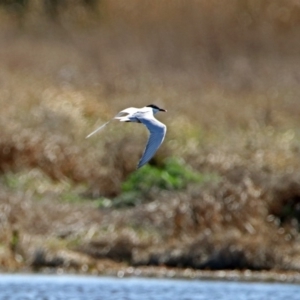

left=86, top=121, right=110, bottom=138
left=137, top=117, right=166, bottom=169
left=86, top=108, right=139, bottom=138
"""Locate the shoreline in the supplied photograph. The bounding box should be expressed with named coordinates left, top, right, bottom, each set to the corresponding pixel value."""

left=2, top=266, right=300, bottom=284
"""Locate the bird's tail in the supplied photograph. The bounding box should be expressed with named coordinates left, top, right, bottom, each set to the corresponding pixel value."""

left=115, top=116, right=131, bottom=122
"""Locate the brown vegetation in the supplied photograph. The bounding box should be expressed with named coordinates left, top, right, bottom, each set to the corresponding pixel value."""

left=0, top=0, right=300, bottom=280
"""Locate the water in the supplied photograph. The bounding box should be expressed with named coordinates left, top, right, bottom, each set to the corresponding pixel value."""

left=0, top=274, right=299, bottom=300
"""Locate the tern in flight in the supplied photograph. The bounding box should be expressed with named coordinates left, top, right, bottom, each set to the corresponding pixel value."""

left=86, top=104, right=167, bottom=169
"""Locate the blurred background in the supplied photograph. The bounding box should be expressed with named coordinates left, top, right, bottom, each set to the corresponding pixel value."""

left=1, top=0, right=300, bottom=277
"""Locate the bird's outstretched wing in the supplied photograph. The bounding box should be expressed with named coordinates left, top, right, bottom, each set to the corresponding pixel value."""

left=137, top=116, right=167, bottom=169
left=86, top=121, right=110, bottom=138
left=86, top=108, right=137, bottom=138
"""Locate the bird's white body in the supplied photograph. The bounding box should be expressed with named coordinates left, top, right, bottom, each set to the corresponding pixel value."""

left=86, top=105, right=167, bottom=169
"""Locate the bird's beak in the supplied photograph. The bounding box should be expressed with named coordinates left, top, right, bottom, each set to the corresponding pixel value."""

left=160, top=108, right=167, bottom=112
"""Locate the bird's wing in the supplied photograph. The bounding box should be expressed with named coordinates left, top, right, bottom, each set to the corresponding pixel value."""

left=137, top=115, right=167, bottom=169
left=86, top=121, right=111, bottom=138
left=86, top=108, right=140, bottom=138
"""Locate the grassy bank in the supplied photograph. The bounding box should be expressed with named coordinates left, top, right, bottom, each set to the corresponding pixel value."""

left=0, top=0, right=300, bottom=280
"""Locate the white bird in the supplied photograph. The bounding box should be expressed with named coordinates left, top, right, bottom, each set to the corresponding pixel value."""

left=86, top=104, right=167, bottom=169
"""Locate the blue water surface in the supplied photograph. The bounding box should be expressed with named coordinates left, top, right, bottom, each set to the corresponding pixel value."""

left=0, top=274, right=299, bottom=300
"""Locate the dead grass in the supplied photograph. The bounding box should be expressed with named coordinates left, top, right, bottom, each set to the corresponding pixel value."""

left=1, top=170, right=299, bottom=273
left=0, top=0, right=300, bottom=275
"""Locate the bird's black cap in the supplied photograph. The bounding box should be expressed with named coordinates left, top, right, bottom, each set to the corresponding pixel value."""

left=146, top=104, right=167, bottom=112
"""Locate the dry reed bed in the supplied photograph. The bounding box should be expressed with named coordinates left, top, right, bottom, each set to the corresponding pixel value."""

left=0, top=1, right=300, bottom=275
left=1, top=171, right=300, bottom=273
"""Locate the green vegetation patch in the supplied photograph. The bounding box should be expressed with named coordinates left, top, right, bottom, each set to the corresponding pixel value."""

left=104, top=158, right=219, bottom=208
left=122, top=158, right=211, bottom=192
